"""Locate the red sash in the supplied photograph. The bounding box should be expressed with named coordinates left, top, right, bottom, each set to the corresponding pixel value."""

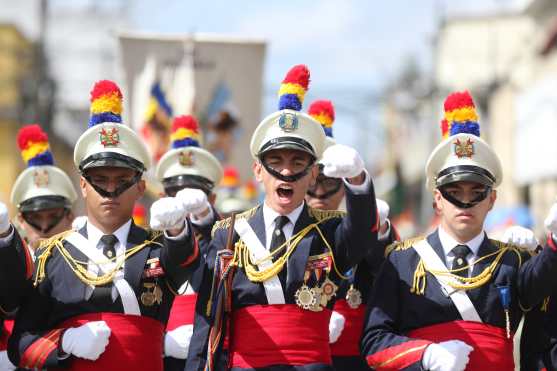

left=0, top=320, right=14, bottom=351
left=166, top=293, right=197, bottom=331
left=54, top=313, right=164, bottom=371
left=330, top=299, right=366, bottom=357
left=408, top=320, right=514, bottom=370
left=230, top=304, right=332, bottom=368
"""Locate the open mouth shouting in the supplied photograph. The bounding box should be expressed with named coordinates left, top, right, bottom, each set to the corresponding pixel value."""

left=276, top=183, right=295, bottom=203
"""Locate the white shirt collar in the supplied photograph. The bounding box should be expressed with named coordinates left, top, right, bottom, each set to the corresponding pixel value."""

left=263, top=201, right=305, bottom=231
left=438, top=226, right=485, bottom=257
left=86, top=219, right=132, bottom=249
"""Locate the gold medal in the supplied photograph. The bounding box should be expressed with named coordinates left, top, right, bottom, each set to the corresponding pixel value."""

left=141, top=283, right=159, bottom=306
left=346, top=285, right=362, bottom=309
left=310, top=286, right=324, bottom=312
left=153, top=284, right=163, bottom=305
left=320, top=278, right=338, bottom=299
left=141, top=291, right=155, bottom=306
left=295, top=284, right=317, bottom=310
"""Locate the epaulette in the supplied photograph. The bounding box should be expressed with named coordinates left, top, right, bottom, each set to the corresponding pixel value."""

left=385, top=236, right=424, bottom=257
left=34, top=230, right=73, bottom=285
left=211, top=206, right=258, bottom=238
left=146, top=229, right=163, bottom=241
left=308, top=207, right=345, bottom=221
left=36, top=230, right=72, bottom=253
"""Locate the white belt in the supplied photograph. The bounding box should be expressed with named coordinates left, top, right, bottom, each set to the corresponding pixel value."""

left=234, top=218, right=285, bottom=304
left=65, top=232, right=141, bottom=316
left=413, top=239, right=482, bottom=322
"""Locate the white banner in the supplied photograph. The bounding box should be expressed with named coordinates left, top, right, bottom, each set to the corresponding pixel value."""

left=118, top=33, right=266, bottom=179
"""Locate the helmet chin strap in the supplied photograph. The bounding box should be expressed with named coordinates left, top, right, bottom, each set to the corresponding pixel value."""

left=83, top=173, right=142, bottom=198
left=261, top=162, right=313, bottom=183
left=439, top=186, right=491, bottom=209
left=307, top=183, right=342, bottom=200
left=23, top=210, right=68, bottom=235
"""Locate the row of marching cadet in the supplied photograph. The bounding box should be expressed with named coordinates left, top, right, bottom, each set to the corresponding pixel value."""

left=0, top=64, right=556, bottom=371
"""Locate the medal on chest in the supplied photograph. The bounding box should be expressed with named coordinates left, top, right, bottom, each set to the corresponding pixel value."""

left=141, top=282, right=163, bottom=306
left=295, top=284, right=318, bottom=310
left=346, top=284, right=362, bottom=309
left=295, top=253, right=338, bottom=312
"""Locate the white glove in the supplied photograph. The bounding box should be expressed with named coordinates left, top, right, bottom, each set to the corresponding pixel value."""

left=72, top=216, right=87, bottom=231
left=0, top=350, right=16, bottom=370
left=321, top=144, right=365, bottom=179
left=61, top=321, right=111, bottom=361
left=164, top=324, right=194, bottom=359
left=502, top=225, right=539, bottom=252
left=150, top=197, right=186, bottom=231
left=545, top=202, right=557, bottom=236
left=422, top=340, right=473, bottom=371
left=328, top=311, right=346, bottom=344
left=176, top=188, right=210, bottom=216
left=376, top=198, right=390, bottom=228
left=0, top=202, right=10, bottom=235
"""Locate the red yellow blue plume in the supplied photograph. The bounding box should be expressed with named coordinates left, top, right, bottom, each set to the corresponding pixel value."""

left=17, top=124, right=54, bottom=167
left=170, top=115, right=201, bottom=148
left=308, top=100, right=335, bottom=137
left=221, top=166, right=240, bottom=188
left=441, top=91, right=479, bottom=139
left=89, top=80, right=123, bottom=127
left=278, top=65, right=310, bottom=111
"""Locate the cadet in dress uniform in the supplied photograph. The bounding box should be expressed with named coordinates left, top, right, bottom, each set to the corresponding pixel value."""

left=183, top=64, right=381, bottom=371
left=304, top=100, right=398, bottom=371
left=12, top=125, right=78, bottom=253
left=186, top=165, right=254, bottom=371
left=7, top=80, right=198, bottom=371
left=360, top=91, right=557, bottom=371
left=0, top=124, right=79, bottom=370
left=155, top=115, right=223, bottom=371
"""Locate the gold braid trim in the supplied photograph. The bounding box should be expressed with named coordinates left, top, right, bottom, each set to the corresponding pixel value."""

left=385, top=237, right=424, bottom=257
left=541, top=297, right=551, bottom=312
left=236, top=216, right=348, bottom=282
left=34, top=231, right=163, bottom=287
left=307, top=207, right=345, bottom=221
left=412, top=240, right=522, bottom=295
left=211, top=206, right=258, bottom=238
left=371, top=344, right=429, bottom=369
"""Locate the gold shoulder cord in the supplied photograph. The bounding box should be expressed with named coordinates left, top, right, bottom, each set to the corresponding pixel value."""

left=34, top=230, right=163, bottom=287
left=236, top=216, right=349, bottom=283
left=385, top=237, right=424, bottom=257
left=412, top=240, right=522, bottom=295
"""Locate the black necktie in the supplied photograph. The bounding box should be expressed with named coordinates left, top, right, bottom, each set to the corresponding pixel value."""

left=270, top=216, right=289, bottom=286
left=100, top=234, right=118, bottom=259
left=451, top=244, right=471, bottom=278
left=90, top=234, right=118, bottom=306
left=270, top=216, right=289, bottom=256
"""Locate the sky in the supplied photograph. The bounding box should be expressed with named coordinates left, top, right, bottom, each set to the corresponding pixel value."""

left=130, top=0, right=527, bottom=89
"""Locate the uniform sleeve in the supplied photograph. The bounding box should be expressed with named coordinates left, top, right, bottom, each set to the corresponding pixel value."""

left=0, top=227, right=33, bottom=301
left=160, top=218, right=201, bottom=290
left=363, top=222, right=400, bottom=276
left=8, top=273, right=67, bottom=369
left=517, top=235, right=557, bottom=308
left=360, top=253, right=432, bottom=371
left=331, top=174, right=380, bottom=272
